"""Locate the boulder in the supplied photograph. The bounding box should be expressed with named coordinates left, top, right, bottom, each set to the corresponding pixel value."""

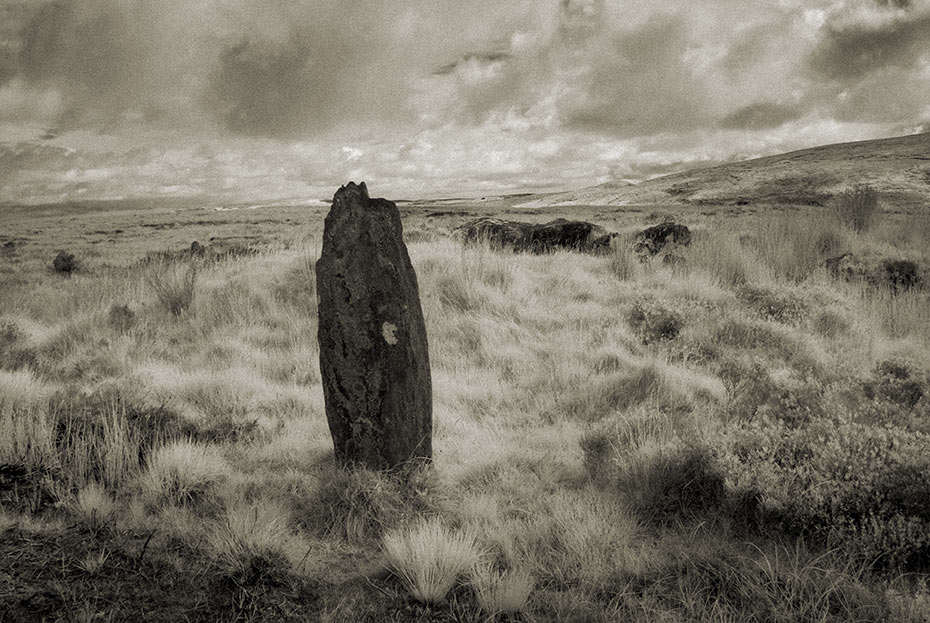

left=455, top=217, right=615, bottom=253
left=632, top=222, right=691, bottom=257
left=52, top=251, right=76, bottom=275
left=316, top=182, right=432, bottom=470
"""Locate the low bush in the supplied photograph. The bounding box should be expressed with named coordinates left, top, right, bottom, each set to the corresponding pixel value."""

left=863, top=359, right=925, bottom=409
left=627, top=299, right=683, bottom=344
left=717, top=418, right=930, bottom=571
left=736, top=285, right=806, bottom=323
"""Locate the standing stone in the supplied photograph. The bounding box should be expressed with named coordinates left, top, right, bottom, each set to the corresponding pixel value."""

left=316, top=182, right=432, bottom=470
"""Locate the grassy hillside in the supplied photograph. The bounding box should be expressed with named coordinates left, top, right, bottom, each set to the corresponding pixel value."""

left=518, top=132, right=930, bottom=209
left=1, top=198, right=929, bottom=621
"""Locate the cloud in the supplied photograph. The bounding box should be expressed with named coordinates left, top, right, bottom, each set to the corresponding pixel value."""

left=721, top=102, right=803, bottom=130
left=2, top=0, right=929, bottom=204
left=561, top=12, right=716, bottom=137
left=808, top=10, right=930, bottom=81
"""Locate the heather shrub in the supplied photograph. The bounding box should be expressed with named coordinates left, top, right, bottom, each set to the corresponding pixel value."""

left=626, top=299, right=683, bottom=344
left=736, top=285, right=806, bottom=323
left=717, top=418, right=930, bottom=570
left=863, top=360, right=925, bottom=409
left=833, top=183, right=880, bottom=233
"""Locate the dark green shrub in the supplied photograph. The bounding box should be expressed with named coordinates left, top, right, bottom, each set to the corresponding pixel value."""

left=627, top=299, right=682, bottom=344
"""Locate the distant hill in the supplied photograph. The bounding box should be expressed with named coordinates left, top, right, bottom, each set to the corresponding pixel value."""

left=517, top=132, right=930, bottom=209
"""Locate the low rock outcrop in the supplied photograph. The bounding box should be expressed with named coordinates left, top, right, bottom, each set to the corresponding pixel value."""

left=632, top=222, right=691, bottom=257
left=455, top=217, right=615, bottom=253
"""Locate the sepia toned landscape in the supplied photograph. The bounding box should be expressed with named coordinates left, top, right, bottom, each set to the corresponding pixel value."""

left=3, top=0, right=930, bottom=621
left=2, top=131, right=930, bottom=621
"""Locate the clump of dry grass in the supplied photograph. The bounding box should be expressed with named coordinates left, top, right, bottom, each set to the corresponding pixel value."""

left=833, top=183, right=881, bottom=233
left=139, top=440, right=228, bottom=505
left=683, top=230, right=752, bottom=288
left=146, top=260, right=198, bottom=316
left=748, top=211, right=846, bottom=283
left=382, top=517, right=481, bottom=603
left=470, top=561, right=534, bottom=616
left=74, top=481, right=116, bottom=529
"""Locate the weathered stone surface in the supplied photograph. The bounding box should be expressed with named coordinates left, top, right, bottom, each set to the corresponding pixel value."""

left=455, top=217, right=615, bottom=253
left=632, top=222, right=691, bottom=257
left=316, top=182, right=432, bottom=470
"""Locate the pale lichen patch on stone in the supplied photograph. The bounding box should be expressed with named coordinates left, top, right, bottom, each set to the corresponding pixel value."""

left=382, top=321, right=399, bottom=345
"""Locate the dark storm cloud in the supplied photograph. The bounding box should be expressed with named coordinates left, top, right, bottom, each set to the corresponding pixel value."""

left=809, top=11, right=930, bottom=81
left=720, top=102, right=802, bottom=130
left=205, top=38, right=318, bottom=137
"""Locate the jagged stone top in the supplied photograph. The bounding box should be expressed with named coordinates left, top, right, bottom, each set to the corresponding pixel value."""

left=335, top=181, right=368, bottom=202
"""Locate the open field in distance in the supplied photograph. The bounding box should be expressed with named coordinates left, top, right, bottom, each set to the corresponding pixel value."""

left=1, top=191, right=930, bottom=621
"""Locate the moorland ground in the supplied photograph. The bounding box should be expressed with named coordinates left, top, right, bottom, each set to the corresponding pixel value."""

left=1, top=194, right=929, bottom=622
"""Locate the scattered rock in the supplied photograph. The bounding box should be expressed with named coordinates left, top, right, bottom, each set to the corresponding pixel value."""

left=52, top=251, right=76, bottom=275
left=190, top=241, right=206, bottom=257
left=316, top=182, right=432, bottom=470
left=455, top=217, right=616, bottom=253
left=632, top=222, right=691, bottom=257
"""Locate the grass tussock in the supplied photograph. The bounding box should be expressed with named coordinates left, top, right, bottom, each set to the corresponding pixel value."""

left=139, top=440, right=229, bottom=505
left=382, top=517, right=481, bottom=604
left=470, top=561, right=534, bottom=616
left=145, top=260, right=198, bottom=316
left=833, top=183, right=881, bottom=233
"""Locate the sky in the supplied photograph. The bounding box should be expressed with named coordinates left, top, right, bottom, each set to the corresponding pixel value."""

left=1, top=0, right=929, bottom=204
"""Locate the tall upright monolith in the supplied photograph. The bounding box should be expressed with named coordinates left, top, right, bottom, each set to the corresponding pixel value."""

left=316, top=182, right=432, bottom=470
